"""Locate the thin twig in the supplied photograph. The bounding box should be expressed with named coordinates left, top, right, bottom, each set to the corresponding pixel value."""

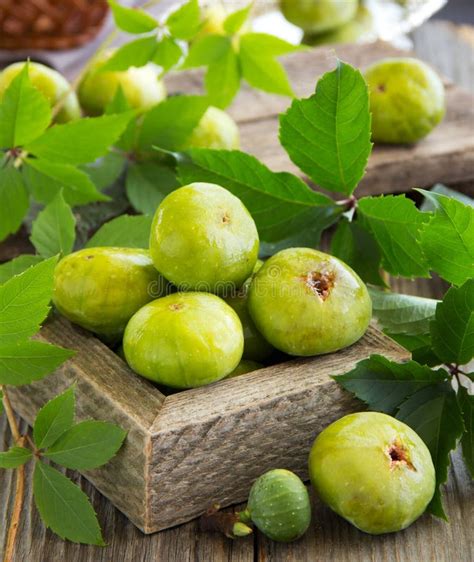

left=0, top=386, right=21, bottom=443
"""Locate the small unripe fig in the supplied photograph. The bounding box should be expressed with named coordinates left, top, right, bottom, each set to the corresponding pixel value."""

left=280, top=0, right=358, bottom=34
left=149, top=183, right=259, bottom=295
left=364, top=58, right=445, bottom=144
left=78, top=51, right=166, bottom=115
left=53, top=248, right=166, bottom=339
left=227, top=360, right=263, bottom=378
left=309, top=412, right=436, bottom=534
left=123, top=293, right=244, bottom=388
left=244, top=469, right=311, bottom=542
left=248, top=248, right=371, bottom=356
left=186, top=107, right=240, bottom=150
left=0, top=61, right=81, bottom=123
left=303, top=6, right=373, bottom=46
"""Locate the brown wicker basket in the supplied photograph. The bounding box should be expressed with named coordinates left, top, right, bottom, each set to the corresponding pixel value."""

left=0, top=0, right=109, bottom=50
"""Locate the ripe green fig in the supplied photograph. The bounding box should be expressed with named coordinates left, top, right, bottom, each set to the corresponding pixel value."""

left=53, top=248, right=167, bottom=339
left=227, top=360, right=263, bottom=378
left=0, top=61, right=81, bottom=123
left=303, top=6, right=374, bottom=46
left=242, top=469, right=311, bottom=542
left=186, top=107, right=240, bottom=150
left=149, top=183, right=259, bottom=295
left=364, top=57, right=445, bottom=144
left=309, top=412, right=436, bottom=534
left=280, top=0, right=358, bottom=34
left=248, top=248, right=371, bottom=356
left=78, top=51, right=166, bottom=115
left=123, top=293, right=244, bottom=388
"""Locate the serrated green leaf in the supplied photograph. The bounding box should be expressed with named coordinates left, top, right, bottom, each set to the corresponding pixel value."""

left=240, top=33, right=298, bottom=97
left=153, top=37, right=183, bottom=74
left=25, top=113, right=134, bottom=165
left=166, top=0, right=200, bottom=40
left=334, top=355, right=448, bottom=415
left=108, top=0, right=158, bottom=34
left=280, top=61, right=371, bottom=195
left=138, top=95, right=208, bottom=152
left=358, top=195, right=430, bottom=278
left=86, top=214, right=152, bottom=248
left=0, top=255, right=43, bottom=285
left=178, top=148, right=339, bottom=246
left=0, top=256, right=57, bottom=344
left=387, top=333, right=440, bottom=367
left=82, top=152, right=126, bottom=191
left=45, top=420, right=126, bottom=469
left=369, top=288, right=439, bottom=335
left=100, top=36, right=158, bottom=72
left=126, top=161, right=179, bottom=215
left=430, top=279, right=474, bottom=365
left=418, top=191, right=474, bottom=286
left=34, top=387, right=75, bottom=449
left=223, top=3, right=253, bottom=34
left=0, top=340, right=74, bottom=386
left=420, top=184, right=473, bottom=213
left=30, top=191, right=76, bottom=258
left=331, top=219, right=386, bottom=286
left=104, top=86, right=137, bottom=152
left=0, top=63, right=51, bottom=148
left=24, top=158, right=108, bottom=206
left=33, top=462, right=105, bottom=545
left=0, top=446, right=32, bottom=468
left=182, top=34, right=231, bottom=68
left=205, top=41, right=240, bottom=109
left=458, top=386, right=473, bottom=479
left=397, top=383, right=464, bottom=519
left=0, top=165, right=29, bottom=242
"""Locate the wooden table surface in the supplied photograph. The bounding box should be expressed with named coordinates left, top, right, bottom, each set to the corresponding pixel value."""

left=1, top=20, right=474, bottom=562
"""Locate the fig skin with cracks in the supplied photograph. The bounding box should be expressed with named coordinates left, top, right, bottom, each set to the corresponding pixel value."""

left=149, top=183, right=259, bottom=295
left=309, top=412, right=436, bottom=534
left=123, top=293, right=244, bottom=389
left=53, top=248, right=167, bottom=339
left=248, top=248, right=372, bottom=356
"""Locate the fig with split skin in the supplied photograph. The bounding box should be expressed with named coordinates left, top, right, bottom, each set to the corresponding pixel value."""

left=248, top=248, right=372, bottom=356
left=0, top=61, right=81, bottom=123
left=123, top=292, right=244, bottom=388
left=53, top=248, right=167, bottom=340
left=309, top=412, right=436, bottom=534
left=280, top=0, right=358, bottom=34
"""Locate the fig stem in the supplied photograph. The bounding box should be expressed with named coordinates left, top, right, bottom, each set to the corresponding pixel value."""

left=200, top=504, right=253, bottom=539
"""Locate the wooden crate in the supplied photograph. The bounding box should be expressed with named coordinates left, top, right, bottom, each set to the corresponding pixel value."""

left=8, top=315, right=409, bottom=533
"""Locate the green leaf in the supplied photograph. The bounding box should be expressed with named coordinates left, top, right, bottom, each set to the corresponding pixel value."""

left=24, top=158, right=108, bottom=206
left=0, top=63, right=51, bottom=148
left=331, top=219, right=386, bottom=286
left=0, top=446, right=32, bottom=468
left=420, top=184, right=473, bottom=213
left=387, top=333, right=440, bottom=367
left=0, top=255, right=43, bottom=285
left=25, top=113, right=134, bottom=165
left=153, top=37, right=183, bottom=74
left=30, top=191, right=76, bottom=258
left=418, top=191, right=474, bottom=286
left=358, top=195, right=430, bottom=278
left=335, top=355, right=448, bottom=415
left=205, top=41, right=241, bottom=109
left=430, top=279, right=474, bottom=365
left=33, top=461, right=105, bottom=545
left=45, top=420, right=126, bottom=469
left=280, top=61, right=371, bottom=195
left=86, top=214, right=152, bottom=249
left=182, top=34, right=231, bottom=68
left=0, top=256, right=57, bottom=344
left=178, top=148, right=338, bottom=245
left=240, top=33, right=299, bottom=97
left=104, top=86, right=137, bottom=152
left=369, top=288, right=439, bottom=335
left=397, top=383, right=464, bottom=519
left=100, top=36, right=158, bottom=72
left=0, top=340, right=74, bottom=386
left=138, top=95, right=208, bottom=151
left=126, top=161, right=179, bottom=215
left=108, top=0, right=158, bottom=34
left=0, top=165, right=29, bottom=242
left=82, top=152, right=126, bottom=191
left=224, top=3, right=253, bottom=34
left=166, top=0, right=200, bottom=40
left=458, top=386, right=473, bottom=479
left=34, top=387, right=75, bottom=450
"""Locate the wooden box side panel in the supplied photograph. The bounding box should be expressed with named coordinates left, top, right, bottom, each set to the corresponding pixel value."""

left=145, top=329, right=409, bottom=532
